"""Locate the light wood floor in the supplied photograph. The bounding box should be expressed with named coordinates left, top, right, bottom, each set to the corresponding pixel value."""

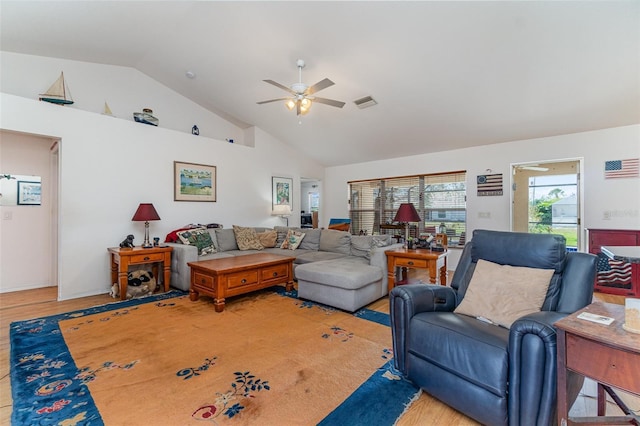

left=1, top=279, right=637, bottom=425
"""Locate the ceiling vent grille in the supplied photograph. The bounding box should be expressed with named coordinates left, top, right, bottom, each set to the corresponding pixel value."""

left=353, top=96, right=377, bottom=109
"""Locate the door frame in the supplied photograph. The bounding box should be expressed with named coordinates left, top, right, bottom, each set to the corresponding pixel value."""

left=510, top=158, right=585, bottom=251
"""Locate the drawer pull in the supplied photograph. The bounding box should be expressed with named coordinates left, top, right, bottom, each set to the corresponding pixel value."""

left=144, top=256, right=150, bottom=261
left=408, top=261, right=414, bottom=266
left=273, top=272, right=278, bottom=277
left=241, top=279, right=247, bottom=284
left=201, top=278, right=206, bottom=284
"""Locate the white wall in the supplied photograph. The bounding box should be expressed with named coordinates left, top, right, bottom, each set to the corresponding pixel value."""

left=0, top=131, right=54, bottom=291
left=324, top=125, right=640, bottom=268
left=0, top=51, right=245, bottom=144
left=0, top=53, right=324, bottom=299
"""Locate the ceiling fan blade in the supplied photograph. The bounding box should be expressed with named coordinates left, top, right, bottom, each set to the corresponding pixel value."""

left=313, top=97, right=346, bottom=108
left=306, top=78, right=334, bottom=95
left=257, top=98, right=290, bottom=105
left=263, top=79, right=296, bottom=95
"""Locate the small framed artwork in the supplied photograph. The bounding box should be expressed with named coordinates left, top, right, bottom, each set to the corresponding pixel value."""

left=272, top=176, right=293, bottom=209
left=174, top=161, right=217, bottom=202
left=17, top=181, right=41, bottom=205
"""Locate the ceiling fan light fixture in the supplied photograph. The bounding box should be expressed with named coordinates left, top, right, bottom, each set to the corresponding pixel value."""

left=291, top=82, right=307, bottom=93
left=259, top=59, right=344, bottom=117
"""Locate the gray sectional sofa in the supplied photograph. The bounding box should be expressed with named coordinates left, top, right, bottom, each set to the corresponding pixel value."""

left=167, top=226, right=402, bottom=311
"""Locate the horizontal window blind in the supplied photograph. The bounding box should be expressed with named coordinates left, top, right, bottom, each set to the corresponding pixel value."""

left=349, top=172, right=467, bottom=245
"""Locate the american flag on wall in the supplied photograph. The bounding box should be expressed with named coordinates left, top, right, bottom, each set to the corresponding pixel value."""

left=604, top=158, right=639, bottom=179
left=477, top=174, right=503, bottom=196
left=596, top=253, right=633, bottom=289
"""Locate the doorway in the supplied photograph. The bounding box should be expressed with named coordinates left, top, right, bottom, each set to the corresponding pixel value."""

left=0, top=130, right=59, bottom=296
left=511, top=159, right=583, bottom=251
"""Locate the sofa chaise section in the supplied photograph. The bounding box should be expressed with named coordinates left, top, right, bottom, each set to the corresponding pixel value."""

left=166, top=226, right=401, bottom=311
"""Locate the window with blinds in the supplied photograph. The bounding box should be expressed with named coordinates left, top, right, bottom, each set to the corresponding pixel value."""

left=349, top=171, right=467, bottom=246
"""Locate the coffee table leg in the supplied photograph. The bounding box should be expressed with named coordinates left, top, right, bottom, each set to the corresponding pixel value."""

left=285, top=280, right=294, bottom=292
left=214, top=298, right=225, bottom=312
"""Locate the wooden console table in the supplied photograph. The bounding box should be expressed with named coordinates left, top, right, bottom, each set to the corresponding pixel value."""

left=556, top=302, right=640, bottom=425
left=188, top=253, right=295, bottom=312
left=108, top=246, right=172, bottom=301
left=385, top=248, right=448, bottom=292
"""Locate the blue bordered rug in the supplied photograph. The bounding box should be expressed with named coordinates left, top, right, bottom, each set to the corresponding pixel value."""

left=10, top=287, right=419, bottom=425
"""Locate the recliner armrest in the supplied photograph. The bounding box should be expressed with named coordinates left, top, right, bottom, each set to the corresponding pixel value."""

left=508, top=310, right=569, bottom=426
left=390, top=284, right=457, bottom=315
left=389, top=284, right=457, bottom=373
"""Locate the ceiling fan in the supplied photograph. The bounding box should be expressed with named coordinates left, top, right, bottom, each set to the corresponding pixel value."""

left=257, top=59, right=345, bottom=116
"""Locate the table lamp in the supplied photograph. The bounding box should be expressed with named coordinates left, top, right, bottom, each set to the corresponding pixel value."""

left=272, top=204, right=292, bottom=226
left=132, top=203, right=161, bottom=248
left=393, top=203, right=421, bottom=247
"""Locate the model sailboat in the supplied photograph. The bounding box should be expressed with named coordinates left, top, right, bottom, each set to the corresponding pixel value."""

left=102, top=101, right=114, bottom=116
left=39, top=72, right=74, bottom=105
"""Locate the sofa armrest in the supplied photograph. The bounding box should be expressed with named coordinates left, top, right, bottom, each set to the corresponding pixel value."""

left=165, top=243, right=198, bottom=291
left=508, top=311, right=582, bottom=426
left=369, top=242, right=404, bottom=292
left=389, top=284, right=457, bottom=373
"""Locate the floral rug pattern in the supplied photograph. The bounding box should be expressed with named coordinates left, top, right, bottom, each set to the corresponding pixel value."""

left=11, top=288, right=419, bottom=425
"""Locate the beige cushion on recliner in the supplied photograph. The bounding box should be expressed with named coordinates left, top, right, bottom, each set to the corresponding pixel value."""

left=454, top=259, right=554, bottom=328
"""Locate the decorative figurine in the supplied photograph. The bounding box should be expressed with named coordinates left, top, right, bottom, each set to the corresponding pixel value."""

left=133, top=108, right=159, bottom=126
left=120, top=234, right=135, bottom=248
left=192, top=125, right=199, bottom=135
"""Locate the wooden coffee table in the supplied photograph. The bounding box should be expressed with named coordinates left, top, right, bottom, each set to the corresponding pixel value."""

left=188, top=253, right=295, bottom=312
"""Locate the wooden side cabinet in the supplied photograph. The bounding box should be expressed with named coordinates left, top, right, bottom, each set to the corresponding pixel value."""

left=108, top=246, right=172, bottom=300
left=588, top=229, right=640, bottom=297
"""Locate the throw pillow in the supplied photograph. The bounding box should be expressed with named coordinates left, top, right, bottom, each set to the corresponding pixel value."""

left=372, top=234, right=392, bottom=247
left=176, top=228, right=217, bottom=256
left=232, top=225, right=264, bottom=251
left=280, top=230, right=305, bottom=250
left=454, top=259, right=554, bottom=328
left=274, top=226, right=290, bottom=246
left=256, top=230, right=278, bottom=248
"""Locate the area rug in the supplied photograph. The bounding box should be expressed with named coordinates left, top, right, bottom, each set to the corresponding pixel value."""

left=11, top=287, right=420, bottom=425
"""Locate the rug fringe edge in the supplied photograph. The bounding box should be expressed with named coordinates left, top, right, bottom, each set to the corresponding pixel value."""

left=393, top=388, right=423, bottom=426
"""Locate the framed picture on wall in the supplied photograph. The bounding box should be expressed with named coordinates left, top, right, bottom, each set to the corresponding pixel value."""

left=272, top=176, right=293, bottom=209
left=174, top=161, right=217, bottom=202
left=17, top=181, right=41, bottom=205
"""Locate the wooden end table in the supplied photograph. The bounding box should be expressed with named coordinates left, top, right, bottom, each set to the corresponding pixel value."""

left=188, top=253, right=295, bottom=312
left=108, top=246, right=173, bottom=301
left=556, top=302, right=640, bottom=425
left=385, top=248, right=448, bottom=292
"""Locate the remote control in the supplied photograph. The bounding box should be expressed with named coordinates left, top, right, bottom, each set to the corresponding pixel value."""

left=577, top=312, right=614, bottom=325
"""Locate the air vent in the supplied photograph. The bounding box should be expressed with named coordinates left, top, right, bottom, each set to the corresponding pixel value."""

left=353, top=96, right=377, bottom=109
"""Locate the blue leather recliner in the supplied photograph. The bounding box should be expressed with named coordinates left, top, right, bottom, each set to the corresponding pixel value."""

left=390, top=230, right=597, bottom=425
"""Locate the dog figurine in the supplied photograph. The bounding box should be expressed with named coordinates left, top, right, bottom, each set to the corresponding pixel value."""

left=120, top=234, right=135, bottom=248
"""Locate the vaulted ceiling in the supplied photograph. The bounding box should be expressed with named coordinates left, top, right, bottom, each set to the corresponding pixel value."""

left=1, top=1, right=638, bottom=166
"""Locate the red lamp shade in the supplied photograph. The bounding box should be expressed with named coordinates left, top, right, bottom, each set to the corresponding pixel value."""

left=131, top=203, right=160, bottom=248
left=393, top=203, right=421, bottom=223
left=132, top=203, right=161, bottom=222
